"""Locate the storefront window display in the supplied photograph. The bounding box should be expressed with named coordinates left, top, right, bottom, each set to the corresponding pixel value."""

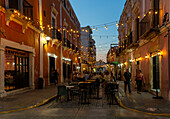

left=4, top=48, right=29, bottom=91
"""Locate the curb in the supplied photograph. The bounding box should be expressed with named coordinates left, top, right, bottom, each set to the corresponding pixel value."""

left=115, top=95, right=170, bottom=117
left=0, top=94, right=57, bottom=114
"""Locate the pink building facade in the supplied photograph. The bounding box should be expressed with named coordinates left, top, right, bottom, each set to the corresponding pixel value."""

left=118, top=0, right=170, bottom=100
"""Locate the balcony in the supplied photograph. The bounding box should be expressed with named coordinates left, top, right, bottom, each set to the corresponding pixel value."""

left=67, top=39, right=71, bottom=49
left=63, top=38, right=67, bottom=47
left=140, top=12, right=159, bottom=40
left=76, top=47, right=79, bottom=53
left=127, top=32, right=138, bottom=50
left=127, top=32, right=132, bottom=46
left=4, top=0, right=40, bottom=32
left=23, top=0, right=33, bottom=20
left=51, top=29, right=62, bottom=42
left=72, top=44, right=75, bottom=51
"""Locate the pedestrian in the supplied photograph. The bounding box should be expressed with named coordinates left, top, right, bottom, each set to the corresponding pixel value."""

left=135, top=70, right=144, bottom=94
left=123, top=69, right=131, bottom=94
left=118, top=70, right=122, bottom=80
left=54, top=69, right=59, bottom=85
left=84, top=71, right=89, bottom=81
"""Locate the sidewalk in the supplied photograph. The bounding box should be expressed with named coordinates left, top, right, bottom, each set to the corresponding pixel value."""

left=0, top=84, right=58, bottom=113
left=118, top=81, right=170, bottom=114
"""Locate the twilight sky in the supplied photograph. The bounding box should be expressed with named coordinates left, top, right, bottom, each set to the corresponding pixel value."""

left=70, top=0, right=126, bottom=62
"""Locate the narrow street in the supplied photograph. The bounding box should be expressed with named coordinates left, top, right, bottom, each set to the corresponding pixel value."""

left=0, top=82, right=169, bottom=119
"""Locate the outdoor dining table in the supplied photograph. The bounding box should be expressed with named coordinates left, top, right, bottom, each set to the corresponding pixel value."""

left=79, top=82, right=92, bottom=104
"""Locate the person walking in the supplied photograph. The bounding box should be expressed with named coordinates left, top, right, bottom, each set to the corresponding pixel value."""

left=54, top=69, right=59, bottom=85
left=123, top=69, right=131, bottom=94
left=135, top=70, right=144, bottom=94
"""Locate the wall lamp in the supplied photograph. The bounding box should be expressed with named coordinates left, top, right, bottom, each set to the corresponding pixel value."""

left=43, top=36, right=51, bottom=47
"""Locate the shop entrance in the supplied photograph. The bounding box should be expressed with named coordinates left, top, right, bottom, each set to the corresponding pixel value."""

left=153, top=56, right=160, bottom=89
left=5, top=48, right=29, bottom=91
left=49, top=56, right=55, bottom=83
left=15, top=56, right=29, bottom=89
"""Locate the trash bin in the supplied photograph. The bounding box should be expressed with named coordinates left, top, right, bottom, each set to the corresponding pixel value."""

left=39, top=77, right=44, bottom=89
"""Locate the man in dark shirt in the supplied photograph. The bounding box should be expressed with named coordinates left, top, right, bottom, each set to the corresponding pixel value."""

left=124, top=69, right=131, bottom=94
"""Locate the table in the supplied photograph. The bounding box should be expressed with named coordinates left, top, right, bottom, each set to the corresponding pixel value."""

left=79, top=82, right=92, bottom=104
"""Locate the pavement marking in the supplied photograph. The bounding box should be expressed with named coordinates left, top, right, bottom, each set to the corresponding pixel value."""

left=115, top=95, right=170, bottom=117
left=119, top=86, right=136, bottom=103
left=0, top=94, right=57, bottom=114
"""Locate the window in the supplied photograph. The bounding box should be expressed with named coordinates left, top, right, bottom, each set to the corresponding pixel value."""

left=52, top=18, right=55, bottom=38
left=69, top=10, right=72, bottom=17
left=8, top=0, right=33, bottom=20
left=154, top=0, right=159, bottom=27
left=44, top=11, right=46, bottom=17
left=136, top=17, right=139, bottom=41
left=23, top=0, right=33, bottom=19
left=63, top=0, right=66, bottom=8
left=1, top=0, right=5, bottom=7
left=9, top=0, right=18, bottom=10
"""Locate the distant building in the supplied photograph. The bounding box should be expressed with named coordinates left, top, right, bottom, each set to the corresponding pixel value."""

left=80, top=26, right=96, bottom=73
left=106, top=45, right=119, bottom=64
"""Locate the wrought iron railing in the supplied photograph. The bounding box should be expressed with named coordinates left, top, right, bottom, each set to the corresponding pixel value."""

left=140, top=13, right=151, bottom=37
left=23, top=0, right=33, bottom=20
left=127, top=32, right=133, bottom=46
left=51, top=29, right=62, bottom=42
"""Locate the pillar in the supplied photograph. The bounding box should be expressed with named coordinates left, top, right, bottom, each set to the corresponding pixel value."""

left=0, top=45, right=6, bottom=97
left=29, top=53, right=35, bottom=89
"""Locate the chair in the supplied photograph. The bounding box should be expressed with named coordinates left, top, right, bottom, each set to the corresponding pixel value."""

left=56, top=85, right=67, bottom=102
left=105, top=82, right=119, bottom=105
left=79, top=82, right=91, bottom=104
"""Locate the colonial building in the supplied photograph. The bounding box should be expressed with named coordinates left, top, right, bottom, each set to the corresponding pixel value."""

left=0, top=0, right=41, bottom=97
left=41, top=0, right=81, bottom=84
left=0, top=0, right=81, bottom=97
left=106, top=45, right=118, bottom=64
left=118, top=0, right=170, bottom=100
left=81, top=26, right=96, bottom=73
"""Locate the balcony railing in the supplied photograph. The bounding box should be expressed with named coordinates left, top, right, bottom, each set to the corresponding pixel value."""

left=63, top=38, right=67, bottom=47
left=140, top=13, right=151, bottom=37
left=1, top=0, right=5, bottom=7
left=23, top=0, right=33, bottom=20
left=140, top=12, right=159, bottom=39
left=67, top=39, right=71, bottom=48
left=127, top=32, right=133, bottom=46
left=72, top=44, right=75, bottom=51
left=51, top=29, right=62, bottom=42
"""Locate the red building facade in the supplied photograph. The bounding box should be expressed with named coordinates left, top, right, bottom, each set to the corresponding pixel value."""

left=117, top=0, right=170, bottom=100
left=0, top=0, right=41, bottom=96
left=0, top=0, right=81, bottom=97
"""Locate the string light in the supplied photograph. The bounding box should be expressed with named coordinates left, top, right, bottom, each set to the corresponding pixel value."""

left=155, top=11, right=158, bottom=14
left=116, top=23, right=119, bottom=27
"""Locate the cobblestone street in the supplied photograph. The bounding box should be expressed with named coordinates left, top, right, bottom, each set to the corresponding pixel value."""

left=0, top=85, right=169, bottom=119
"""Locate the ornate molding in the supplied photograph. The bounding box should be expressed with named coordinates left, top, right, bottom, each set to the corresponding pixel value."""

left=5, top=10, right=41, bottom=33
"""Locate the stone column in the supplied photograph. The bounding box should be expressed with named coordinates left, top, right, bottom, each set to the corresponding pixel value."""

left=39, top=33, right=43, bottom=78
left=0, top=45, right=6, bottom=97
left=61, top=47, right=64, bottom=83
left=29, top=53, right=35, bottom=89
